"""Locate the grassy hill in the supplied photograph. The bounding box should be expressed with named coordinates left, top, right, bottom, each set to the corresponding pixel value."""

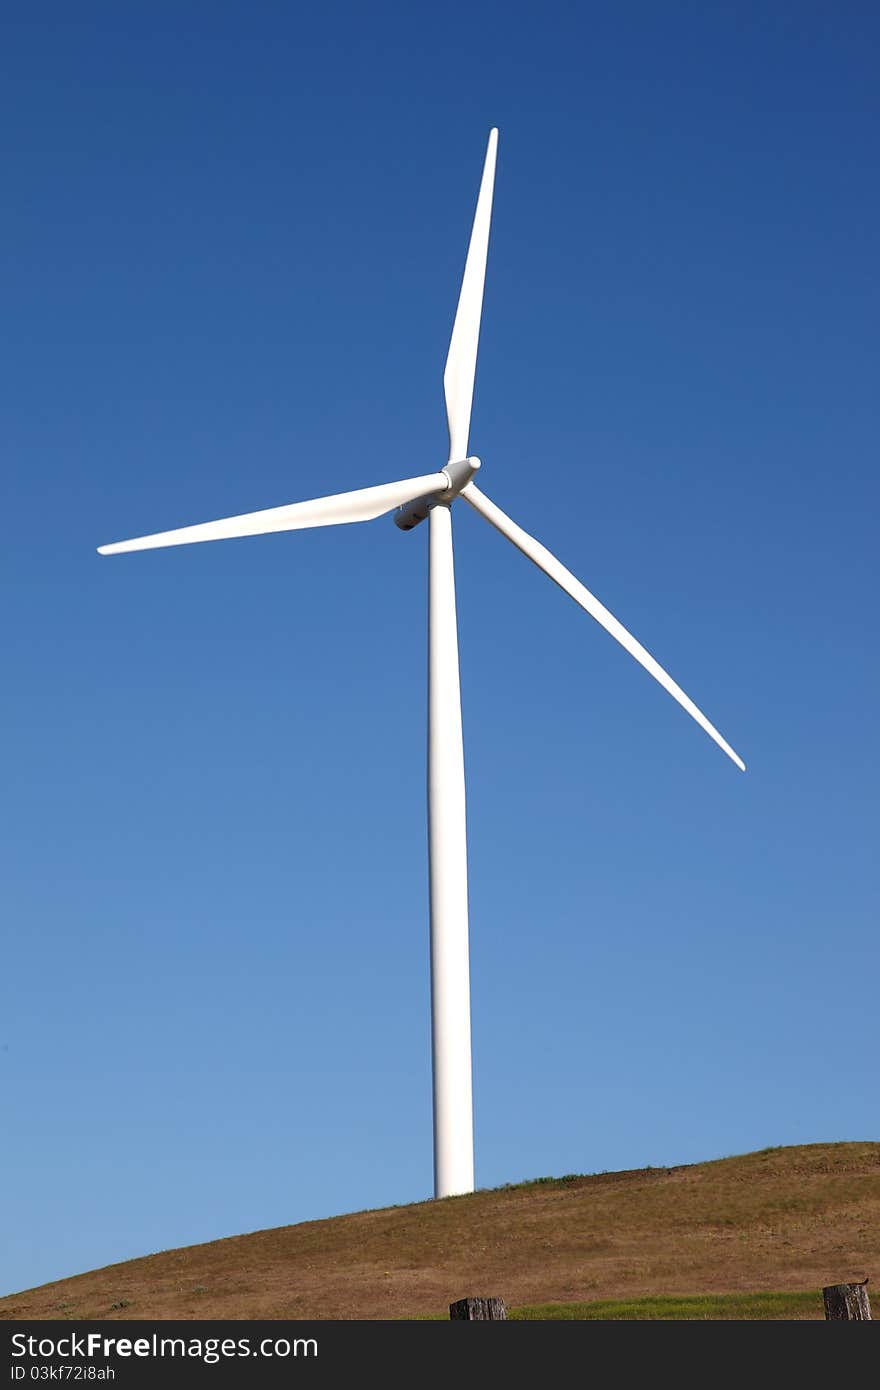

left=2, top=1142, right=878, bottom=1321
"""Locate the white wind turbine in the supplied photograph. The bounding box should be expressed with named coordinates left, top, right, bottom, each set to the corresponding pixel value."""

left=98, top=129, right=744, bottom=1200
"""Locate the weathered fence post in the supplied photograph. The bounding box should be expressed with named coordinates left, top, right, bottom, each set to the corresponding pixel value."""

left=449, top=1296, right=508, bottom=1320
left=823, top=1281, right=871, bottom=1320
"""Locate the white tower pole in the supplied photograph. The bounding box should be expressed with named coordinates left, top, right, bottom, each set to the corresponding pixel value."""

left=427, top=499, right=475, bottom=1198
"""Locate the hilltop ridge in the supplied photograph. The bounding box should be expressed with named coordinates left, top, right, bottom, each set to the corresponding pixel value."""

left=2, top=1142, right=878, bottom=1320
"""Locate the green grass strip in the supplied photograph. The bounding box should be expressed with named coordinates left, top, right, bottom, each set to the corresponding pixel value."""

left=510, top=1290, right=822, bottom=1320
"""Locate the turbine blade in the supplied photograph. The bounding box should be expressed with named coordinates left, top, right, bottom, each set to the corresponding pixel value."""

left=461, top=483, right=745, bottom=771
left=98, top=472, right=449, bottom=556
left=443, top=128, right=498, bottom=463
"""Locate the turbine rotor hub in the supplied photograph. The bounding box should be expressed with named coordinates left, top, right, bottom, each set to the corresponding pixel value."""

left=394, top=457, right=481, bottom=531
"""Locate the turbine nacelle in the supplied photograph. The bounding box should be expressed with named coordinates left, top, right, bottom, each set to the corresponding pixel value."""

left=394, top=456, right=481, bottom=531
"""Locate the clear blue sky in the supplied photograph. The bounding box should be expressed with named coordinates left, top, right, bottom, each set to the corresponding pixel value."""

left=2, top=2, right=877, bottom=1296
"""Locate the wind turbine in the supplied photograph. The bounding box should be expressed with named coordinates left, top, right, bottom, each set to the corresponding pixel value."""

left=98, top=128, right=744, bottom=1200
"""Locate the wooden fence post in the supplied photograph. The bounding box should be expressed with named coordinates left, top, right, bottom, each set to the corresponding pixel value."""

left=449, top=1296, right=508, bottom=1320
left=823, top=1281, right=871, bottom=1320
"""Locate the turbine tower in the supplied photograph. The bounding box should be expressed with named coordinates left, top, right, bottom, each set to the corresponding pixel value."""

left=98, top=129, right=744, bottom=1200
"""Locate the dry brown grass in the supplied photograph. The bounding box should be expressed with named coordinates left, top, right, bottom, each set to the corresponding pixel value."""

left=2, top=1142, right=878, bottom=1320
